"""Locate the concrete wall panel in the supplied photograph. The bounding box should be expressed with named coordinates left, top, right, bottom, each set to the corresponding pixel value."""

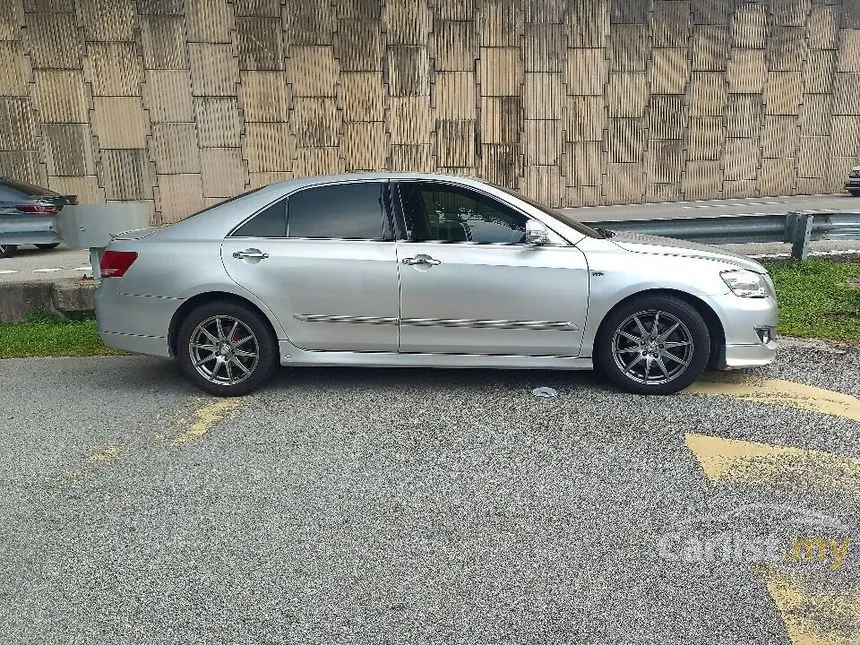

left=0, top=0, right=859, bottom=222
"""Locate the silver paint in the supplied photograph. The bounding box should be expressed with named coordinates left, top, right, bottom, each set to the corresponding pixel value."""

left=95, top=172, right=778, bottom=373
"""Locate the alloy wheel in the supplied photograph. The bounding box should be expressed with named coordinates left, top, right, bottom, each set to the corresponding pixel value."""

left=611, top=309, right=695, bottom=386
left=188, top=315, right=260, bottom=387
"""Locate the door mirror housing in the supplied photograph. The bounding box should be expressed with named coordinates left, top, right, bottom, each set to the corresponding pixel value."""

left=525, top=220, right=549, bottom=245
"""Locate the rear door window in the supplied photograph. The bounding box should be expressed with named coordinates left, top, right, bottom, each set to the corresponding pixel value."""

left=287, top=182, right=388, bottom=240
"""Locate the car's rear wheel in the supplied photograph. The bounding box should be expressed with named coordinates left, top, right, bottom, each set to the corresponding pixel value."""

left=0, top=244, right=17, bottom=259
left=849, top=189, right=860, bottom=197
left=177, top=301, right=277, bottom=396
left=596, top=295, right=710, bottom=395
left=35, top=243, right=60, bottom=250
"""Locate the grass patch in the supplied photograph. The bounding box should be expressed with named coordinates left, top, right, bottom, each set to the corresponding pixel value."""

left=0, top=311, right=123, bottom=358
left=764, top=259, right=860, bottom=343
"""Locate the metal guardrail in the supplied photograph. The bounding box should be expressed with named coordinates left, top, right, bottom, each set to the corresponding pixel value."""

left=581, top=211, right=860, bottom=260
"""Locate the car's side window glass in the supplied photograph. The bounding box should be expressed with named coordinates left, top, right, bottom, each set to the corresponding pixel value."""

left=231, top=199, right=286, bottom=237
left=399, top=182, right=528, bottom=244
left=287, top=183, right=386, bottom=240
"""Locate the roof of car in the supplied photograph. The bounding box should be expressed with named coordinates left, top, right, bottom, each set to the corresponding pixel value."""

left=264, top=172, right=488, bottom=192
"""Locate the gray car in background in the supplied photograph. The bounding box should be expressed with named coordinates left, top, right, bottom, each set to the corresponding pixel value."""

left=0, top=177, right=76, bottom=258
left=95, top=173, right=778, bottom=396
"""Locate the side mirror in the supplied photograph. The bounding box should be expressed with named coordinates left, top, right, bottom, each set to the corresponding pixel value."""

left=525, top=220, right=549, bottom=245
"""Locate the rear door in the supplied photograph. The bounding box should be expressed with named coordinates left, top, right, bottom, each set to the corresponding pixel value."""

left=222, top=180, right=400, bottom=352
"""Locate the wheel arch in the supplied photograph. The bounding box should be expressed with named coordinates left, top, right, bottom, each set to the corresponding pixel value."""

left=168, top=291, right=280, bottom=358
left=594, top=288, right=726, bottom=368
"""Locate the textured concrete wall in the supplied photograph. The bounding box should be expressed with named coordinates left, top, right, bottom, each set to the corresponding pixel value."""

left=1, top=0, right=859, bottom=223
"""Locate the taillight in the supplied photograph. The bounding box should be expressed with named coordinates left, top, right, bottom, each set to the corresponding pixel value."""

left=16, top=203, right=59, bottom=214
left=100, top=250, right=138, bottom=278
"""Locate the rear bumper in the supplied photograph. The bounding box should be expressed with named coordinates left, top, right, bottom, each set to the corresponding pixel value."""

left=99, top=330, right=171, bottom=357
left=95, top=283, right=180, bottom=358
left=0, top=214, right=62, bottom=245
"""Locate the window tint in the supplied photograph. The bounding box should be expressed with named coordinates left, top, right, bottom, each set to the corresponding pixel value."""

left=232, top=199, right=286, bottom=237
left=399, top=182, right=528, bottom=244
left=287, top=183, right=385, bottom=239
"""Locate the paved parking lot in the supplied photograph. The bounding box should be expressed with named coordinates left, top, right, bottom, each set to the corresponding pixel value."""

left=1, top=340, right=858, bottom=644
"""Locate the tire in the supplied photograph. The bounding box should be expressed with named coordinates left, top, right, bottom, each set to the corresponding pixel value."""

left=0, top=244, right=17, bottom=259
left=849, top=190, right=860, bottom=197
left=177, top=300, right=278, bottom=396
left=595, top=295, right=711, bottom=395
left=35, top=243, right=60, bottom=250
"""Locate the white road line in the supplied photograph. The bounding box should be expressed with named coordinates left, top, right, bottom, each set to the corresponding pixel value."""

left=73, top=266, right=91, bottom=270
left=32, top=268, right=62, bottom=273
left=0, top=270, right=18, bottom=274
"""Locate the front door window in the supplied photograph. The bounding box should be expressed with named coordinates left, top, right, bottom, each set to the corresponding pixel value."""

left=399, top=182, right=528, bottom=244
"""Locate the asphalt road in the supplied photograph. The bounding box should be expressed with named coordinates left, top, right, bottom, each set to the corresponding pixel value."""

left=1, top=340, right=858, bottom=644
left=2, top=194, right=860, bottom=284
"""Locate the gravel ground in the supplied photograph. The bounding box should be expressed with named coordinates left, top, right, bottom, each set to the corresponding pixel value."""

left=1, top=345, right=858, bottom=644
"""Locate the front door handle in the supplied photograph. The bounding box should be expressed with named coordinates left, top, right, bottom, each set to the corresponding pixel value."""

left=402, top=254, right=441, bottom=266
left=233, top=249, right=269, bottom=260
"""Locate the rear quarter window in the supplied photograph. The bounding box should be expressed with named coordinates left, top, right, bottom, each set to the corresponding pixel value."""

left=231, top=199, right=287, bottom=237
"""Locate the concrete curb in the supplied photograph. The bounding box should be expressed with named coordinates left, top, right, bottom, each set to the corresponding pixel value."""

left=0, top=279, right=97, bottom=323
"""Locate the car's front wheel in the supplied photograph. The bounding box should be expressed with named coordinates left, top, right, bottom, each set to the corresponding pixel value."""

left=596, top=295, right=711, bottom=395
left=177, top=300, right=278, bottom=396
left=0, top=244, right=18, bottom=259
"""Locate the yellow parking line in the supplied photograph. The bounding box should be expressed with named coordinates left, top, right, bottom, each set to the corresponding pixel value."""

left=685, top=433, right=860, bottom=492
left=686, top=375, right=860, bottom=424
left=755, top=566, right=860, bottom=645
left=173, top=398, right=243, bottom=445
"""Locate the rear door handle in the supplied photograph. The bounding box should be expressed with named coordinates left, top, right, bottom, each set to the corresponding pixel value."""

left=233, top=249, right=269, bottom=260
left=402, top=254, right=441, bottom=266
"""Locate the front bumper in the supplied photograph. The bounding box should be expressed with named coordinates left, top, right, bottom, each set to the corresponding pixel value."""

left=722, top=340, right=778, bottom=368
left=707, top=286, right=778, bottom=369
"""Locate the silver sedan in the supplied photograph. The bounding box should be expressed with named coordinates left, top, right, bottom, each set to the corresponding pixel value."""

left=95, top=173, right=778, bottom=396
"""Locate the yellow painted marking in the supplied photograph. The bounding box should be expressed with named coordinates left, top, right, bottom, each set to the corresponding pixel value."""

left=173, top=398, right=243, bottom=445
left=686, top=375, right=860, bottom=424
left=685, top=433, right=860, bottom=493
left=88, top=444, right=120, bottom=462
left=755, top=567, right=860, bottom=645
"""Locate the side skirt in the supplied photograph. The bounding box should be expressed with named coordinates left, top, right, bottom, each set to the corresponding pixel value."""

left=278, top=341, right=593, bottom=370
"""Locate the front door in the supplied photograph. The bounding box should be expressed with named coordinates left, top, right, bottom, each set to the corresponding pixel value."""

left=222, top=181, right=400, bottom=352
left=395, top=181, right=590, bottom=356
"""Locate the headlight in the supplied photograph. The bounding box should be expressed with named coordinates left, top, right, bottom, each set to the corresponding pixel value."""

left=721, top=269, right=767, bottom=297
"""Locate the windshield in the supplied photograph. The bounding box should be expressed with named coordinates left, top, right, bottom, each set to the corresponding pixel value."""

left=491, top=184, right=605, bottom=239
